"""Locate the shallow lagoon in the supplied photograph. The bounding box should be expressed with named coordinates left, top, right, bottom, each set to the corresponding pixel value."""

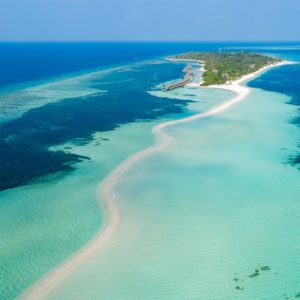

left=0, top=59, right=232, bottom=299
left=48, top=78, right=300, bottom=299
left=1, top=44, right=300, bottom=299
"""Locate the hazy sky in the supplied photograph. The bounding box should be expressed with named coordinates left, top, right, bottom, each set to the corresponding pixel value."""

left=0, top=0, right=299, bottom=41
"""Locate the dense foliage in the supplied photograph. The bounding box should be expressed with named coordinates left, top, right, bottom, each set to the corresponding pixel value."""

left=173, top=52, right=282, bottom=86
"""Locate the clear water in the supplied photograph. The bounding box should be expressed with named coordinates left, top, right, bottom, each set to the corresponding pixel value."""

left=1, top=42, right=300, bottom=300
left=48, top=56, right=300, bottom=299
left=3, top=42, right=297, bottom=89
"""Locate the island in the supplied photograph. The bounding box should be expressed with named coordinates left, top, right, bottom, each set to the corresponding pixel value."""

left=167, top=51, right=282, bottom=87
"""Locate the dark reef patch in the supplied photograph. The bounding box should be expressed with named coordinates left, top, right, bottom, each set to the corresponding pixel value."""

left=233, top=265, right=272, bottom=292
left=0, top=62, right=191, bottom=191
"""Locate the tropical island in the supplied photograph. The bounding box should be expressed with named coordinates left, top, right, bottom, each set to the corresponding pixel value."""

left=169, top=51, right=282, bottom=86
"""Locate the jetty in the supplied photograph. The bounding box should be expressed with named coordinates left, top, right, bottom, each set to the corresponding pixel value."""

left=163, top=65, right=193, bottom=91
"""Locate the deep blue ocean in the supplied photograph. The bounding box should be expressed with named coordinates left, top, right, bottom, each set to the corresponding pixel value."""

left=0, top=42, right=224, bottom=89
left=0, top=42, right=299, bottom=192
left=0, top=42, right=299, bottom=88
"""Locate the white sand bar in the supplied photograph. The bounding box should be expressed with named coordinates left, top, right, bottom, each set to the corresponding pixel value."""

left=19, top=60, right=289, bottom=300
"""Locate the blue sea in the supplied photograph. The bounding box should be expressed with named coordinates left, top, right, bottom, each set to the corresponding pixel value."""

left=0, top=42, right=300, bottom=300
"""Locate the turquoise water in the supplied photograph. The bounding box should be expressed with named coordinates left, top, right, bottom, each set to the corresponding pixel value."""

left=0, top=70, right=104, bottom=124
left=0, top=59, right=182, bottom=299
left=48, top=76, right=300, bottom=299
left=0, top=57, right=232, bottom=299
left=1, top=43, right=300, bottom=299
left=0, top=121, right=156, bottom=299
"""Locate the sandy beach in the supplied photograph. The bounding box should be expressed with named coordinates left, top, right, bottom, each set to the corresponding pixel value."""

left=19, top=60, right=289, bottom=300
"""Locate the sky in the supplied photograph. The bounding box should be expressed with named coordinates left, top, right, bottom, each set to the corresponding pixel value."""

left=0, top=0, right=299, bottom=41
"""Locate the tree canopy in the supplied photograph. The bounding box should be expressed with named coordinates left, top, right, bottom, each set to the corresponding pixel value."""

left=172, top=52, right=282, bottom=86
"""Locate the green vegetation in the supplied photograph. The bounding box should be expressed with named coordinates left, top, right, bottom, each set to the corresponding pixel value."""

left=260, top=265, right=271, bottom=271
left=172, top=51, right=282, bottom=86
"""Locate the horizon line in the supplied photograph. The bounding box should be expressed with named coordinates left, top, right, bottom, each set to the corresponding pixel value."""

left=0, top=40, right=300, bottom=43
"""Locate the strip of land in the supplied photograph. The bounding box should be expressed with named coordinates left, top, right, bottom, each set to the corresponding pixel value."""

left=19, top=58, right=289, bottom=300
left=162, top=65, right=193, bottom=91
left=167, top=51, right=282, bottom=87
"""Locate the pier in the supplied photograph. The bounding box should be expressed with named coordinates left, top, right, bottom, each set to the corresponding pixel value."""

left=162, top=65, right=193, bottom=91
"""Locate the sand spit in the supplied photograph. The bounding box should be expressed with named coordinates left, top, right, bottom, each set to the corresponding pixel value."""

left=19, top=61, right=288, bottom=300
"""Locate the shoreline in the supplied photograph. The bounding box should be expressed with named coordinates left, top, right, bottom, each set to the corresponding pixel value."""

left=166, top=57, right=205, bottom=65
left=19, top=60, right=289, bottom=300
